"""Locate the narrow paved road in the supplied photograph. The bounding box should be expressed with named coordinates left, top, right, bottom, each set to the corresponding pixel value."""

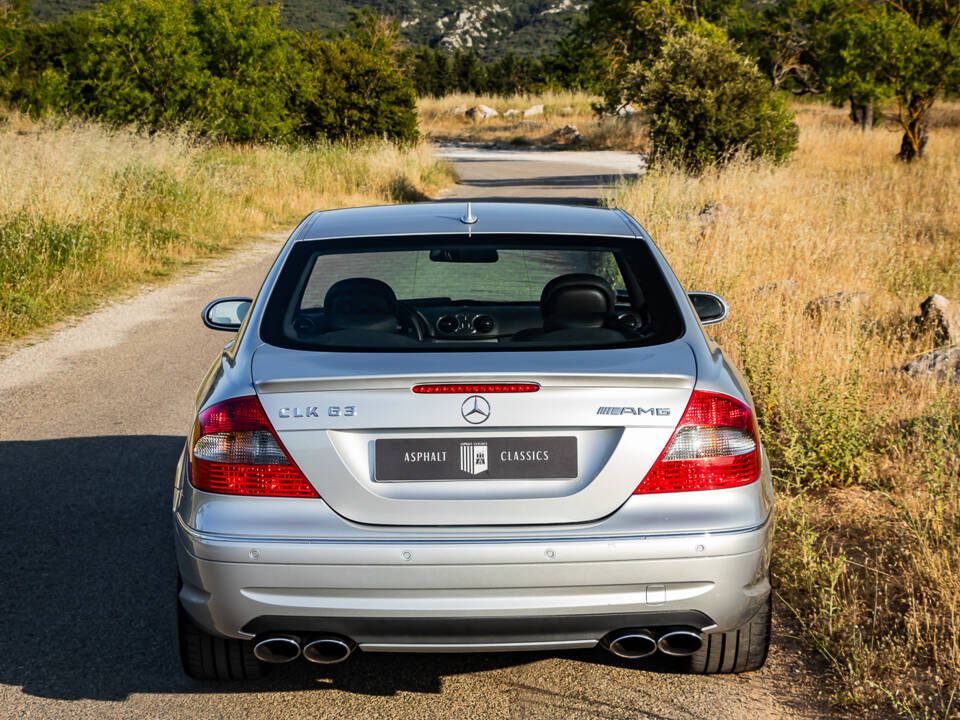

left=0, top=150, right=832, bottom=720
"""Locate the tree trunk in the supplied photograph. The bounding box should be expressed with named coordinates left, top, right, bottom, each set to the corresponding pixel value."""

left=849, top=99, right=874, bottom=132
left=897, top=117, right=929, bottom=162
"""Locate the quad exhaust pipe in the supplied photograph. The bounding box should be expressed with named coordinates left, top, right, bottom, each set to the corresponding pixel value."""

left=253, top=635, right=302, bottom=664
left=252, top=634, right=355, bottom=665
left=302, top=637, right=355, bottom=664
left=604, top=628, right=703, bottom=659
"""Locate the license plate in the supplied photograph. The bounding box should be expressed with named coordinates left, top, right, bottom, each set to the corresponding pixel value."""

left=374, top=436, right=577, bottom=481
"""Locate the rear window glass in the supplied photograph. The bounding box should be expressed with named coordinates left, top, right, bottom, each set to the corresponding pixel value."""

left=260, top=234, right=683, bottom=352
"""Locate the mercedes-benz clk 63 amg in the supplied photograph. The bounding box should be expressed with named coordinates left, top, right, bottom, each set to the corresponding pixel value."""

left=174, top=202, right=773, bottom=680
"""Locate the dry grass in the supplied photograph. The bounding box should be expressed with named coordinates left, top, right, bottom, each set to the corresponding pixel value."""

left=418, top=90, right=648, bottom=151
left=610, top=104, right=960, bottom=717
left=0, top=112, right=456, bottom=341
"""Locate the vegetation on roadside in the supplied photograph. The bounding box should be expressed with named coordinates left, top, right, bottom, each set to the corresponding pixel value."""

left=0, top=112, right=455, bottom=341
left=610, top=104, right=960, bottom=717
left=627, top=32, right=798, bottom=171
left=1, top=0, right=418, bottom=144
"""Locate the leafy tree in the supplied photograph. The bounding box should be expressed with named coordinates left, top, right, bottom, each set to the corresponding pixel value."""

left=569, top=0, right=742, bottom=110
left=191, top=0, right=302, bottom=142
left=296, top=26, right=418, bottom=143
left=0, top=0, right=28, bottom=96
left=630, top=32, right=798, bottom=171
left=77, top=0, right=206, bottom=129
left=838, top=2, right=960, bottom=160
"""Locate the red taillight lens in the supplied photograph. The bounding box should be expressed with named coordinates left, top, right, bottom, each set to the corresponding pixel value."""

left=189, top=395, right=318, bottom=498
left=412, top=383, right=540, bottom=394
left=634, top=391, right=761, bottom=494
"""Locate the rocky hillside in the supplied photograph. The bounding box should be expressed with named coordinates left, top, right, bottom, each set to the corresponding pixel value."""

left=28, top=0, right=585, bottom=59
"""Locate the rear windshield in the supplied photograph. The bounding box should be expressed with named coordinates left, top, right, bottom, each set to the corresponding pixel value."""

left=261, top=234, right=683, bottom=352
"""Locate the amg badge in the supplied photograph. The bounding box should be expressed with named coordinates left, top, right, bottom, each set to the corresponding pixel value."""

left=597, top=406, right=671, bottom=416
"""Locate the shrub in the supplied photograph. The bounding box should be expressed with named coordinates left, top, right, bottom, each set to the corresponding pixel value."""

left=296, top=32, right=419, bottom=144
left=630, top=33, right=798, bottom=172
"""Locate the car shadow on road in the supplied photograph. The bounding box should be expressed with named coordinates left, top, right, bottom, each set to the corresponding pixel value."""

left=0, top=435, right=685, bottom=703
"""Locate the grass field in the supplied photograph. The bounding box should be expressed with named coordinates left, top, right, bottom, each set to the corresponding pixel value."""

left=610, top=103, right=960, bottom=717
left=0, top=112, right=456, bottom=343
left=419, top=90, right=647, bottom=151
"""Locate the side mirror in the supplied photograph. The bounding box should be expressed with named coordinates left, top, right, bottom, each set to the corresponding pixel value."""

left=688, top=292, right=729, bottom=325
left=202, top=297, right=252, bottom=331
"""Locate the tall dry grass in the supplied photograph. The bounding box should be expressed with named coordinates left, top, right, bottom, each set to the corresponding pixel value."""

left=0, top=112, right=456, bottom=341
left=611, top=106, right=960, bottom=717
left=419, top=90, right=647, bottom=151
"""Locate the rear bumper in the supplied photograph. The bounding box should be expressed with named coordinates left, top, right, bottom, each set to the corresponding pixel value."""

left=175, top=513, right=772, bottom=645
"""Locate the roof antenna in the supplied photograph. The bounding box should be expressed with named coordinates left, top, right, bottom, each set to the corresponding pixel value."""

left=460, top=202, right=478, bottom=225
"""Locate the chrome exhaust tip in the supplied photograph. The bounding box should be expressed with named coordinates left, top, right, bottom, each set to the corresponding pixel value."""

left=253, top=635, right=301, bottom=664
left=657, top=629, right=703, bottom=657
left=605, top=630, right=658, bottom=659
left=302, top=637, right=355, bottom=664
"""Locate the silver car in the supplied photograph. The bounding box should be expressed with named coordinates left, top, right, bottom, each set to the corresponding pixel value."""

left=174, top=202, right=773, bottom=680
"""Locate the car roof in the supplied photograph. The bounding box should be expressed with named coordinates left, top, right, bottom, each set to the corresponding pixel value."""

left=299, top=202, right=640, bottom=240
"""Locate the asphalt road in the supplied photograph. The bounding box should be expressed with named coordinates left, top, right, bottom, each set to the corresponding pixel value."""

left=0, top=149, right=833, bottom=720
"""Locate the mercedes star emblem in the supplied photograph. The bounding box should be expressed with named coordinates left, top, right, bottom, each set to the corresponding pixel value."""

left=461, top=395, right=491, bottom=424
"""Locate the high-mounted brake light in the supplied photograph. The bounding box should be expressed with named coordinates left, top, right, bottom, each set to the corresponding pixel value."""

left=412, top=383, right=540, bottom=394
left=189, top=395, right=318, bottom=498
left=634, top=391, right=760, bottom=494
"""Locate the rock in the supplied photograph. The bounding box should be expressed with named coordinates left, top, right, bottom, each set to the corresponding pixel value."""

left=914, top=294, right=960, bottom=345
left=466, top=104, right=498, bottom=121
left=617, top=103, right=637, bottom=117
left=559, top=105, right=573, bottom=115
left=523, top=104, right=544, bottom=117
left=903, top=347, right=960, bottom=383
left=447, top=105, right=467, bottom=116
left=546, top=124, right=584, bottom=144
left=804, top=292, right=869, bottom=319
left=503, top=108, right=519, bottom=118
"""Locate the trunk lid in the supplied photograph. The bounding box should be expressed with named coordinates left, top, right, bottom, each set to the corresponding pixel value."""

left=253, top=343, right=695, bottom=526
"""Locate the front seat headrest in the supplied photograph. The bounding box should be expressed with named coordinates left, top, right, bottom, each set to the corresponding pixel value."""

left=324, top=277, right=398, bottom=315
left=541, top=273, right=615, bottom=329
left=323, top=277, right=400, bottom=332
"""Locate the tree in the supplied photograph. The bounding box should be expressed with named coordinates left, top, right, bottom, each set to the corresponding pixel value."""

left=630, top=32, right=798, bottom=171
left=296, top=25, right=419, bottom=143
left=78, top=0, right=206, bottom=129
left=0, top=0, right=27, bottom=94
left=191, top=0, right=302, bottom=142
left=839, top=2, right=960, bottom=160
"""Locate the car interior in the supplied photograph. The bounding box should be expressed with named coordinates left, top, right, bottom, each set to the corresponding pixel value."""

left=288, top=272, right=657, bottom=348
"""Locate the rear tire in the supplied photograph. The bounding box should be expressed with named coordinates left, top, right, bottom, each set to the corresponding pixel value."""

left=683, top=592, right=771, bottom=674
left=177, top=602, right=268, bottom=681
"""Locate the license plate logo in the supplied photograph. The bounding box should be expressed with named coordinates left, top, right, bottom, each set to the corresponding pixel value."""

left=459, top=441, right=489, bottom=475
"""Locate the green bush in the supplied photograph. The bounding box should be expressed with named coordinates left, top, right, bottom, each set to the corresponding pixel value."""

left=297, top=29, right=418, bottom=144
left=3, top=1, right=419, bottom=145
left=631, top=33, right=799, bottom=172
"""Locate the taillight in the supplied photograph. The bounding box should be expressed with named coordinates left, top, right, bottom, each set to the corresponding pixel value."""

left=634, top=391, right=760, bottom=494
left=189, top=395, right=318, bottom=498
left=412, top=383, right=540, bottom=393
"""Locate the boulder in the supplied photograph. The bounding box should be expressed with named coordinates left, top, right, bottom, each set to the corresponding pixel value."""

left=523, top=104, right=544, bottom=117
left=559, top=105, right=574, bottom=115
left=617, top=103, right=637, bottom=117
left=914, top=294, right=960, bottom=345
left=503, top=108, right=519, bottom=118
left=804, top=292, right=868, bottom=320
left=447, top=105, right=467, bottom=116
left=902, top=347, right=960, bottom=383
left=546, top=124, right=584, bottom=144
left=466, top=104, right=499, bottom=121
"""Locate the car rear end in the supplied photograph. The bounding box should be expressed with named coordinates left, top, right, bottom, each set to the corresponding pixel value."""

left=173, top=203, right=773, bottom=679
